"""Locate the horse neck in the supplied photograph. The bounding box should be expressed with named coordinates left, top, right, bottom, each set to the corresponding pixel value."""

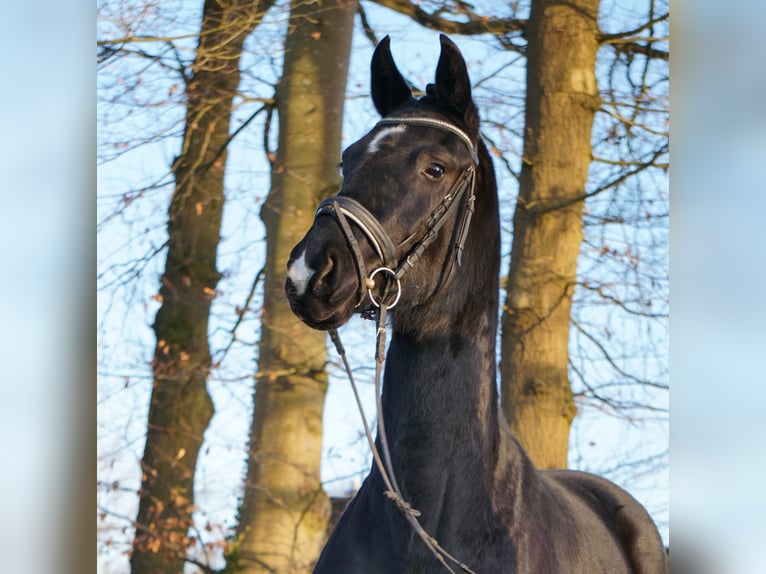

left=383, top=301, right=499, bottom=452
left=380, top=159, right=509, bottom=519
left=380, top=299, right=505, bottom=533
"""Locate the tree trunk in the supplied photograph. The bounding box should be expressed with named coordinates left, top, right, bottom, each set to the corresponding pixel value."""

left=233, top=0, right=357, bottom=572
left=131, top=2, right=272, bottom=572
left=500, top=0, right=601, bottom=470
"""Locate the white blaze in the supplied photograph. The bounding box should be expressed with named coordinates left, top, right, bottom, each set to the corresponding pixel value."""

left=367, top=124, right=406, bottom=155
left=287, top=250, right=315, bottom=296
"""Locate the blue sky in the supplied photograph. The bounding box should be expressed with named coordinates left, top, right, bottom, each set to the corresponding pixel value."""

left=87, top=0, right=766, bottom=572
left=11, top=0, right=766, bottom=572
left=95, top=1, right=674, bottom=571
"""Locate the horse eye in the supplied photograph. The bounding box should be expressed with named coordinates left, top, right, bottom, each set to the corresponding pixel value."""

left=424, top=163, right=445, bottom=180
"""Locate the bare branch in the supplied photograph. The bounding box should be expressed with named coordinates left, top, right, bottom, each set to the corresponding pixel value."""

left=98, top=33, right=202, bottom=47
left=214, top=265, right=265, bottom=364
left=370, top=0, right=526, bottom=38
left=599, top=12, right=668, bottom=43
left=571, top=318, right=668, bottom=391
left=525, top=143, right=667, bottom=217
left=606, top=40, right=669, bottom=62
left=481, top=130, right=519, bottom=182
left=576, top=281, right=668, bottom=319
left=599, top=9, right=669, bottom=61
left=357, top=2, right=380, bottom=47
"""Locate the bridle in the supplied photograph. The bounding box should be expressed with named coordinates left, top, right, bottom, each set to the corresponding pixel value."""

left=314, top=115, right=478, bottom=316
left=316, top=116, right=480, bottom=574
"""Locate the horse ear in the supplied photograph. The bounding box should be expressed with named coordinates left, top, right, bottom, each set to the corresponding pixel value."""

left=434, top=34, right=475, bottom=121
left=371, top=36, right=412, bottom=116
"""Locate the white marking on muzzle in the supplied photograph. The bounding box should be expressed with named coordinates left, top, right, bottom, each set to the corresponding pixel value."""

left=287, top=250, right=315, bottom=297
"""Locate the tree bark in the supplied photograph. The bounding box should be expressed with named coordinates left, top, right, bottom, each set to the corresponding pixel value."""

left=500, top=0, right=601, bottom=470
left=233, top=0, right=357, bottom=572
left=131, top=1, right=272, bottom=572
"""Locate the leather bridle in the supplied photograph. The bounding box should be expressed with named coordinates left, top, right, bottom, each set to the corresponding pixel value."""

left=314, top=116, right=478, bottom=317
left=318, top=116, right=481, bottom=574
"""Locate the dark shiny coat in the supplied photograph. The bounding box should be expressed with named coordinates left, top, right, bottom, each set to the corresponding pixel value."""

left=286, top=35, right=667, bottom=574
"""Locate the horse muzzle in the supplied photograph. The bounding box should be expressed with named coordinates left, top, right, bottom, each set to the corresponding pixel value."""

left=285, top=222, right=369, bottom=331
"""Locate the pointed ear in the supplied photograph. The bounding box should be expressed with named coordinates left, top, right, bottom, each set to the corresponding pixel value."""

left=434, top=34, right=473, bottom=118
left=371, top=36, right=412, bottom=116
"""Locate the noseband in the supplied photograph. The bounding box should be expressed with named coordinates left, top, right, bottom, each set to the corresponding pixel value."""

left=314, top=116, right=477, bottom=316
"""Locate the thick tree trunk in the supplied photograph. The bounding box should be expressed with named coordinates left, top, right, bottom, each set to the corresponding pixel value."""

left=234, top=1, right=356, bottom=572
left=500, top=0, right=601, bottom=470
left=131, top=2, right=271, bottom=572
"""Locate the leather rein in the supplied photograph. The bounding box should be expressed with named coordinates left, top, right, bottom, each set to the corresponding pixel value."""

left=317, top=116, right=480, bottom=574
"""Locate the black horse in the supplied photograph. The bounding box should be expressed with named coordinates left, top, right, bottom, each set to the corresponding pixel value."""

left=285, top=35, right=667, bottom=574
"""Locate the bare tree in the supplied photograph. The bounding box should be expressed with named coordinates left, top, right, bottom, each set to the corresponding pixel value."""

left=499, top=0, right=604, bottom=469
left=232, top=0, right=357, bottom=572
left=97, top=0, right=668, bottom=569
left=99, top=0, right=277, bottom=571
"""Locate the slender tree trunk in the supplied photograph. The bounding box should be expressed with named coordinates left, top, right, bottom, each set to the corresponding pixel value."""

left=234, top=0, right=357, bottom=572
left=500, top=0, right=601, bottom=470
left=131, top=2, right=273, bottom=572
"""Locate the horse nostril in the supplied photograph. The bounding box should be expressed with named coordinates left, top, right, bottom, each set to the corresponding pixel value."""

left=312, top=253, right=337, bottom=294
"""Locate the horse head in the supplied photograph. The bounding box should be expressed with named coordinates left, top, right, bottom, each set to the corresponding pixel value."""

left=285, top=35, right=481, bottom=331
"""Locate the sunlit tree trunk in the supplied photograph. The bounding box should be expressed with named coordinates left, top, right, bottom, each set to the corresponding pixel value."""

left=131, top=1, right=272, bottom=572
left=233, top=0, right=357, bottom=572
left=500, top=0, right=601, bottom=469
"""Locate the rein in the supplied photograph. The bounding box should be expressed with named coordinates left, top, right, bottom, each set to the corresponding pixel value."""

left=324, top=116, right=480, bottom=574
left=329, top=312, right=476, bottom=574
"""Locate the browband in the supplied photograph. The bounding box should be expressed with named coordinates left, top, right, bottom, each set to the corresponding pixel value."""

left=376, top=116, right=478, bottom=164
